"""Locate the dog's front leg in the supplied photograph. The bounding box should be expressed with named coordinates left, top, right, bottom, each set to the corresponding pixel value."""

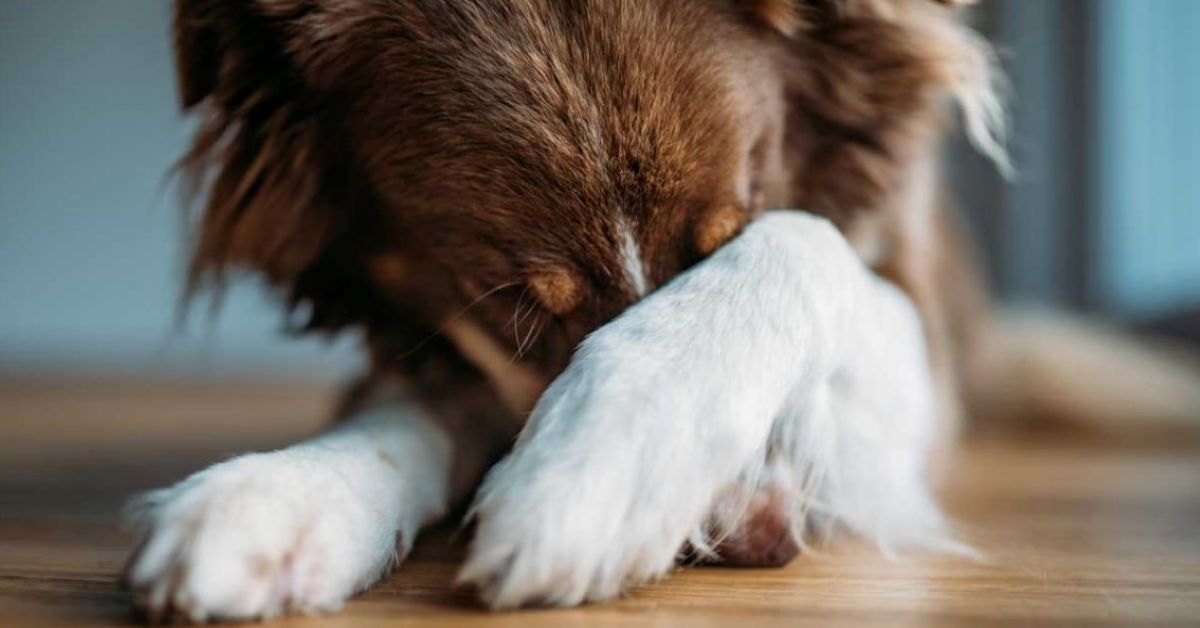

left=460, top=212, right=900, bottom=608
left=124, top=382, right=470, bottom=622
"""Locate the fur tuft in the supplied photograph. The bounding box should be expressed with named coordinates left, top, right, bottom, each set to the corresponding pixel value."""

left=895, top=0, right=1014, bottom=176
left=944, top=26, right=1013, bottom=177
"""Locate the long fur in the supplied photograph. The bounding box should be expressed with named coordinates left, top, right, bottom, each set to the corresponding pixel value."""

left=459, top=212, right=956, bottom=605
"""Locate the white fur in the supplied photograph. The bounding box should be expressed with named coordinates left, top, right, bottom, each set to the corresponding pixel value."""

left=459, top=211, right=953, bottom=608
left=127, top=211, right=951, bottom=618
left=125, top=401, right=453, bottom=622
left=616, top=216, right=650, bottom=296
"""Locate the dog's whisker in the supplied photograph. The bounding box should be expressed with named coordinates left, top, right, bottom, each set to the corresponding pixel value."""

left=506, top=285, right=536, bottom=336
left=515, top=290, right=539, bottom=329
left=395, top=281, right=520, bottom=360
left=513, top=318, right=534, bottom=361
left=507, top=292, right=529, bottom=343
left=514, top=316, right=545, bottom=362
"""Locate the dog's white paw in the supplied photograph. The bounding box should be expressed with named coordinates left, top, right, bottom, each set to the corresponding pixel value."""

left=124, top=453, right=393, bottom=622
left=459, top=453, right=686, bottom=608
left=458, top=351, right=719, bottom=609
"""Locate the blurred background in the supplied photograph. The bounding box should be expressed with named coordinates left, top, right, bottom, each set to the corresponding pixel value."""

left=950, top=1, right=1200, bottom=338
left=0, top=0, right=362, bottom=379
left=1, top=0, right=1198, bottom=382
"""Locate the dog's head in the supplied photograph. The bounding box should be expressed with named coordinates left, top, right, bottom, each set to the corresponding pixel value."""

left=175, top=0, right=1002, bottom=409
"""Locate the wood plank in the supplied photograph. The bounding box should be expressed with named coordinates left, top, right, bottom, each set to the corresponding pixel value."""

left=0, top=381, right=1196, bottom=627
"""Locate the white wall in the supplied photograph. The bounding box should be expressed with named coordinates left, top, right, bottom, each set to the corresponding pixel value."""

left=0, top=1, right=359, bottom=378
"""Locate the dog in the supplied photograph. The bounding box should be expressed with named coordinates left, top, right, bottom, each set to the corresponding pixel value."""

left=123, top=0, right=1198, bottom=621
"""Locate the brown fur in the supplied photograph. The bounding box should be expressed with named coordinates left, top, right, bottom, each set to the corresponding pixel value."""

left=174, top=0, right=994, bottom=561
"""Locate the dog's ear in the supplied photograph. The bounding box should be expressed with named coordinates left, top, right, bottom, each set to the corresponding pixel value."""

left=747, top=0, right=1008, bottom=204
left=174, top=0, right=347, bottom=296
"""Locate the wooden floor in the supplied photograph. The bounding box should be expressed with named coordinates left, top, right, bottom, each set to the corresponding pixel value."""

left=1, top=380, right=1198, bottom=627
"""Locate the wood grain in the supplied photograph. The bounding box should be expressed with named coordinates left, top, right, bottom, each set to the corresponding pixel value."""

left=0, top=380, right=1197, bottom=627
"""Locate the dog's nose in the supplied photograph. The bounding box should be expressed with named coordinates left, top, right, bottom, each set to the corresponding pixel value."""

left=706, top=484, right=801, bottom=568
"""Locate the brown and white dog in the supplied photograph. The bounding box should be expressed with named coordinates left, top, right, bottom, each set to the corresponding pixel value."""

left=123, top=0, right=1191, bottom=621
